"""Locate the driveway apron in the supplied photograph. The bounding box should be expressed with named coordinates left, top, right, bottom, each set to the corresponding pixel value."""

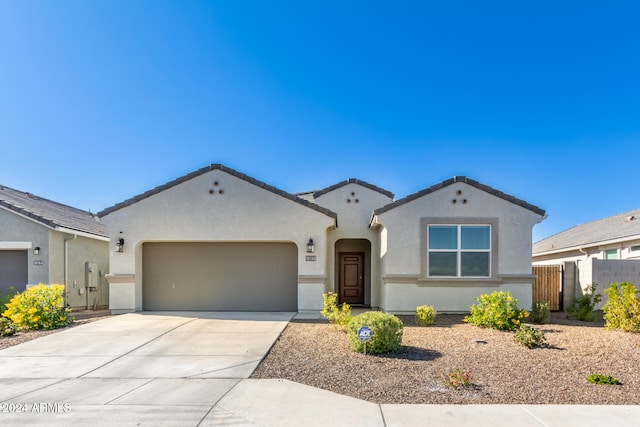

left=0, top=311, right=293, bottom=426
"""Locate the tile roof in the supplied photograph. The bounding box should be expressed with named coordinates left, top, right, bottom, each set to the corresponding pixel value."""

left=533, top=208, right=640, bottom=255
left=373, top=176, right=546, bottom=217
left=97, top=164, right=338, bottom=220
left=312, top=178, right=395, bottom=199
left=0, top=185, right=108, bottom=238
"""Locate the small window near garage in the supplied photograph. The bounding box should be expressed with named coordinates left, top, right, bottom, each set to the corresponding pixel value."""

left=631, top=245, right=640, bottom=252
left=427, top=225, right=491, bottom=277
left=605, top=249, right=618, bottom=260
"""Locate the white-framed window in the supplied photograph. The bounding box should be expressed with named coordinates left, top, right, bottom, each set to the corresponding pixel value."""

left=427, top=224, right=491, bottom=277
left=604, top=249, right=618, bottom=260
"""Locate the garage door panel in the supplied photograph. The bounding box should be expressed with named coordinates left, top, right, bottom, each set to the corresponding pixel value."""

left=143, top=242, right=297, bottom=311
left=0, top=250, right=28, bottom=294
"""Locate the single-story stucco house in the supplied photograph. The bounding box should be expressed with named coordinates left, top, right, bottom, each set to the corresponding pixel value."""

left=98, top=164, right=545, bottom=314
left=0, top=185, right=110, bottom=308
left=533, top=208, right=640, bottom=308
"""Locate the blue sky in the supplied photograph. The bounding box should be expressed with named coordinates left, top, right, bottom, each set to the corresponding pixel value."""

left=1, top=1, right=639, bottom=242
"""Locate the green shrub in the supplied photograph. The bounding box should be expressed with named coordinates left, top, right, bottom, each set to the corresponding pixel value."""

left=464, top=291, right=528, bottom=331
left=441, top=368, right=473, bottom=388
left=415, top=305, right=436, bottom=326
left=603, top=282, right=640, bottom=332
left=531, top=301, right=550, bottom=324
left=586, top=374, right=621, bottom=385
left=566, top=284, right=601, bottom=322
left=347, top=311, right=403, bottom=354
left=2, top=284, right=72, bottom=330
left=514, top=325, right=546, bottom=348
left=0, top=317, right=17, bottom=336
left=320, top=292, right=352, bottom=329
left=0, top=286, right=17, bottom=311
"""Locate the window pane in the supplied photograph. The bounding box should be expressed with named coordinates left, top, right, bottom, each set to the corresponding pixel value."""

left=428, top=226, right=458, bottom=249
left=461, top=252, right=490, bottom=276
left=429, top=252, right=457, bottom=276
left=605, top=249, right=618, bottom=260
left=461, top=226, right=490, bottom=249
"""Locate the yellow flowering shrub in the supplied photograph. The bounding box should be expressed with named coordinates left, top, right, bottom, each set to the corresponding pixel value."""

left=2, top=284, right=72, bottom=330
left=464, top=291, right=528, bottom=331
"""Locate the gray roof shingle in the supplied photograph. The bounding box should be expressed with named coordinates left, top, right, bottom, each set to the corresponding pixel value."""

left=533, top=208, right=640, bottom=254
left=0, top=185, right=108, bottom=238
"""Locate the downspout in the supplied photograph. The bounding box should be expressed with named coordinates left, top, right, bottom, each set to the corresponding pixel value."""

left=579, top=247, right=589, bottom=258
left=63, top=234, right=77, bottom=308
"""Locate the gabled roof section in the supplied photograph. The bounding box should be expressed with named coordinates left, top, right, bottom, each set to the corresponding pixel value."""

left=373, top=176, right=546, bottom=217
left=98, top=164, right=338, bottom=220
left=533, top=208, right=640, bottom=255
left=0, top=185, right=108, bottom=238
left=313, top=178, right=394, bottom=199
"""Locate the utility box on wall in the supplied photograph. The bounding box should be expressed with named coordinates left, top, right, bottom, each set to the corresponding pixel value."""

left=85, top=261, right=99, bottom=308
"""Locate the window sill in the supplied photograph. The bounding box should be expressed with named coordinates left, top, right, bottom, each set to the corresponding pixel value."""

left=382, top=274, right=535, bottom=287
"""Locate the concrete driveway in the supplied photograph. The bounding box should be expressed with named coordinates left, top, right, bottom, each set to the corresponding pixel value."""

left=0, top=311, right=295, bottom=426
left=2, top=312, right=640, bottom=426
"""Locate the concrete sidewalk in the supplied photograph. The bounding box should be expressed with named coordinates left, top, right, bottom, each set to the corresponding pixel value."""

left=0, top=312, right=638, bottom=426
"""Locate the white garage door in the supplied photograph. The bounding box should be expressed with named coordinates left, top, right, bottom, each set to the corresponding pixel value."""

left=0, top=250, right=28, bottom=294
left=142, top=242, right=298, bottom=311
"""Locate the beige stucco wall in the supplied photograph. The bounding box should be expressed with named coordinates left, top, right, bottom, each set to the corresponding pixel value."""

left=100, top=169, right=336, bottom=312
left=375, top=182, right=543, bottom=312
left=315, top=183, right=393, bottom=308
left=48, top=232, right=109, bottom=308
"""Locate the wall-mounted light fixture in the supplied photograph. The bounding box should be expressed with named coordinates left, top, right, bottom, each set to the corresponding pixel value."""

left=33, top=246, right=40, bottom=255
left=306, top=238, right=315, bottom=254
left=115, top=238, right=125, bottom=253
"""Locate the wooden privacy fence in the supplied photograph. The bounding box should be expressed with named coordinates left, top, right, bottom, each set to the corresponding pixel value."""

left=532, top=265, right=562, bottom=311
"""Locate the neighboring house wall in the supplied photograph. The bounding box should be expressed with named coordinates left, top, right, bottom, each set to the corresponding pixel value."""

left=374, top=181, right=543, bottom=312
left=0, top=207, right=50, bottom=289
left=0, top=207, right=109, bottom=307
left=48, top=232, right=109, bottom=309
left=533, top=212, right=640, bottom=310
left=100, top=168, right=336, bottom=313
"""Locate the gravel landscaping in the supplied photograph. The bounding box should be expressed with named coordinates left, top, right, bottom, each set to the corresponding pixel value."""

left=251, top=312, right=640, bottom=404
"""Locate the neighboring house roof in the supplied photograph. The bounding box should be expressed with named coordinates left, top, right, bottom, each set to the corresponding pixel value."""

left=97, top=164, right=338, bottom=220
left=533, top=208, right=640, bottom=255
left=312, top=178, right=395, bottom=199
left=373, top=176, right=546, bottom=217
left=0, top=184, right=109, bottom=239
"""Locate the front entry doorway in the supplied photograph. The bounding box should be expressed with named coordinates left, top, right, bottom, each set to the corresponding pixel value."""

left=338, top=252, right=364, bottom=305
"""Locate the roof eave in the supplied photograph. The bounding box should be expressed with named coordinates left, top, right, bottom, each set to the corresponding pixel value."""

left=533, top=234, right=640, bottom=257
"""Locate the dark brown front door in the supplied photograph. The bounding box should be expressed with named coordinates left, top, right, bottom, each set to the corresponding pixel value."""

left=339, top=252, right=364, bottom=305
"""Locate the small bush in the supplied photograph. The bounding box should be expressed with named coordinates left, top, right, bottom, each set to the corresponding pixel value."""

left=320, top=292, right=352, bottom=329
left=441, top=368, right=473, bottom=388
left=603, top=282, right=640, bottom=332
left=514, top=325, right=546, bottom=348
left=2, top=284, right=72, bottom=330
left=347, top=311, right=403, bottom=354
left=464, top=291, right=528, bottom=331
left=566, top=284, right=601, bottom=322
left=0, top=317, right=17, bottom=336
left=586, top=374, right=621, bottom=385
left=415, top=305, right=436, bottom=326
left=531, top=301, right=550, bottom=324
